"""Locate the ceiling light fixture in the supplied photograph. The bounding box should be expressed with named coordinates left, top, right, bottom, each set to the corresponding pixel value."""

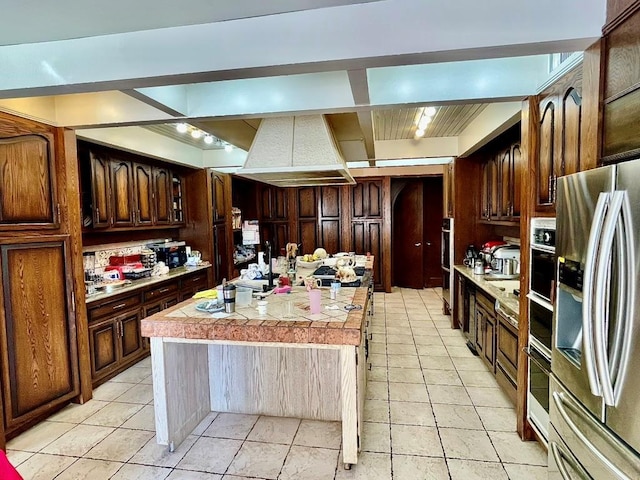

left=176, top=123, right=188, bottom=133
left=224, top=144, right=233, bottom=153
left=190, top=129, right=202, bottom=139
left=173, top=122, right=236, bottom=151
left=414, top=106, right=438, bottom=139
left=204, top=135, right=213, bottom=145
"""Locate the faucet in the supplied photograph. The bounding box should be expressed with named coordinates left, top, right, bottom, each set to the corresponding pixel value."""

left=264, top=240, right=274, bottom=291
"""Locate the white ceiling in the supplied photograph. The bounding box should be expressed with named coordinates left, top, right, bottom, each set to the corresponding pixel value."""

left=0, top=0, right=606, bottom=170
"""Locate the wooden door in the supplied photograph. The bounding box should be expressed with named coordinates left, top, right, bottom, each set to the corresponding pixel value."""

left=0, top=134, right=57, bottom=228
left=392, top=181, right=424, bottom=289
left=537, top=98, right=556, bottom=208
left=511, top=144, right=523, bottom=219
left=0, top=240, right=79, bottom=430
left=118, top=310, right=144, bottom=362
left=153, top=167, right=172, bottom=224
left=211, top=173, right=226, bottom=223
left=89, top=318, right=119, bottom=380
left=423, top=177, right=443, bottom=288
left=561, top=87, right=582, bottom=177
left=213, top=223, right=229, bottom=284
left=133, top=163, right=153, bottom=226
left=90, top=151, right=111, bottom=228
left=110, top=159, right=135, bottom=227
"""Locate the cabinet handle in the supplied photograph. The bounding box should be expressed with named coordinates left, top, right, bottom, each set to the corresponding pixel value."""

left=56, top=203, right=61, bottom=224
left=159, top=288, right=169, bottom=293
left=95, top=207, right=99, bottom=222
left=112, top=303, right=127, bottom=310
left=548, top=175, right=553, bottom=202
left=119, top=321, right=124, bottom=337
left=552, top=175, right=557, bottom=202
left=115, top=322, right=120, bottom=337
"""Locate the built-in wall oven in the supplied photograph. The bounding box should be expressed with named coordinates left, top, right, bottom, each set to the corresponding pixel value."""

left=526, top=217, right=556, bottom=442
left=441, top=218, right=453, bottom=314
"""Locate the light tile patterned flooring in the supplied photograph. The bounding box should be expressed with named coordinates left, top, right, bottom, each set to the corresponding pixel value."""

left=7, top=288, right=548, bottom=479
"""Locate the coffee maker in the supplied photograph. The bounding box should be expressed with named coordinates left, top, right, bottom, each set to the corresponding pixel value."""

left=463, top=245, right=479, bottom=267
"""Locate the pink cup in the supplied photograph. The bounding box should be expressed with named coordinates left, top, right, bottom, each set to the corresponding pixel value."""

left=309, top=289, right=322, bottom=314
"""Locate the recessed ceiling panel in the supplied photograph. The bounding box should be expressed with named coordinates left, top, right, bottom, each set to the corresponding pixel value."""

left=0, top=0, right=382, bottom=46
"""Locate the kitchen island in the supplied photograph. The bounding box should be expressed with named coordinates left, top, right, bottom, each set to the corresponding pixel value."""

left=141, top=259, right=373, bottom=468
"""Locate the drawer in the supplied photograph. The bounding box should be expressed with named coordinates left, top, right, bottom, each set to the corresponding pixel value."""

left=475, top=289, right=495, bottom=312
left=144, top=280, right=179, bottom=302
left=88, top=293, right=141, bottom=322
left=181, top=272, right=208, bottom=288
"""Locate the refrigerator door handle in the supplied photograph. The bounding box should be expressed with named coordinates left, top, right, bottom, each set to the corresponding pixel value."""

left=593, top=191, right=624, bottom=406
left=549, top=441, right=591, bottom=480
left=552, top=391, right=632, bottom=480
left=611, top=191, right=636, bottom=406
left=582, top=192, right=610, bottom=397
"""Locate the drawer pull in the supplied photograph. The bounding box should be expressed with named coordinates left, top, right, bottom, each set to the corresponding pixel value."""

left=113, top=303, right=127, bottom=310
left=159, top=288, right=169, bottom=293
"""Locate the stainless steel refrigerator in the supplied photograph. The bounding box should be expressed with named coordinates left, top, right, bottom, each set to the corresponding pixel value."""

left=550, top=160, right=640, bottom=479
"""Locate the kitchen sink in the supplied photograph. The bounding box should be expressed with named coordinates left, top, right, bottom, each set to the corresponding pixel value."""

left=484, top=279, right=520, bottom=293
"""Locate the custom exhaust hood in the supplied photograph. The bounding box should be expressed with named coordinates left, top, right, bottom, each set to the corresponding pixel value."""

left=235, top=115, right=355, bottom=187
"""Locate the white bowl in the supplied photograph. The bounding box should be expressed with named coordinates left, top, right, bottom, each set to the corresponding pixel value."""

left=296, top=258, right=323, bottom=269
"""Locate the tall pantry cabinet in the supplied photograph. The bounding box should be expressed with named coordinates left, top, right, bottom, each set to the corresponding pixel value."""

left=0, top=113, right=88, bottom=448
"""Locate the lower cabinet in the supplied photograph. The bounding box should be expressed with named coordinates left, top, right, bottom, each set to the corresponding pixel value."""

left=475, top=291, right=496, bottom=372
left=87, top=269, right=211, bottom=387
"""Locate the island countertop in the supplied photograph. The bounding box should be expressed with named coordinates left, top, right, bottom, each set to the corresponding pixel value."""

left=141, top=257, right=374, bottom=346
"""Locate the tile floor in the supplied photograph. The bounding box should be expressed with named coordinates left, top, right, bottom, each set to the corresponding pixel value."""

left=6, top=288, right=548, bottom=479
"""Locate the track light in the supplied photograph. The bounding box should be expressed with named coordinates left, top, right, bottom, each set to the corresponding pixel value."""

left=176, top=123, right=188, bottom=133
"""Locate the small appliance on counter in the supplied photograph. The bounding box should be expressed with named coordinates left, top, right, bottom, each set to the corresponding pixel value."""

left=490, top=245, right=520, bottom=276
left=463, top=244, right=480, bottom=267
left=148, top=241, right=187, bottom=269
left=480, top=240, right=507, bottom=265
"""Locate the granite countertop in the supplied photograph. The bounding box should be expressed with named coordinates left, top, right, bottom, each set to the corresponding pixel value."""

left=85, top=264, right=211, bottom=304
left=454, top=265, right=520, bottom=319
left=140, top=256, right=375, bottom=346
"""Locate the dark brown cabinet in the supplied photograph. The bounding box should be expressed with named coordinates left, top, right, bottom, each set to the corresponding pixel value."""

left=535, top=67, right=583, bottom=211
left=351, top=180, right=382, bottom=219
left=211, top=172, right=227, bottom=223
left=479, top=140, right=522, bottom=223
left=0, top=240, right=79, bottom=431
left=318, top=186, right=342, bottom=254
left=89, top=308, right=143, bottom=383
left=179, top=271, right=209, bottom=301
left=297, top=187, right=318, bottom=255
left=81, top=142, right=187, bottom=229
left=0, top=134, right=58, bottom=229
left=213, top=223, right=229, bottom=285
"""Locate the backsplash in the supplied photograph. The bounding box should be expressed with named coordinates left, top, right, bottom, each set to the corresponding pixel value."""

left=83, top=238, right=169, bottom=273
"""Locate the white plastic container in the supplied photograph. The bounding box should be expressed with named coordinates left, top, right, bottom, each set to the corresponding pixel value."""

left=236, top=287, right=252, bottom=307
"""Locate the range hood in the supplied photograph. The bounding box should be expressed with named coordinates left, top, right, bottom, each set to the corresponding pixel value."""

left=236, top=115, right=355, bottom=187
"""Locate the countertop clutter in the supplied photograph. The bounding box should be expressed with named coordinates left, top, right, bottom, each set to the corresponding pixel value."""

left=85, top=264, right=211, bottom=304
left=454, top=265, right=520, bottom=318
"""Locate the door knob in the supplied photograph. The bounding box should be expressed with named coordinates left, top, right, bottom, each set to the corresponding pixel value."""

left=426, top=241, right=432, bottom=246
left=415, top=242, right=422, bottom=247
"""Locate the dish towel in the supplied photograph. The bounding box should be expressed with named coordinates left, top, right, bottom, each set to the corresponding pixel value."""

left=0, top=451, right=23, bottom=479
left=192, top=289, right=218, bottom=299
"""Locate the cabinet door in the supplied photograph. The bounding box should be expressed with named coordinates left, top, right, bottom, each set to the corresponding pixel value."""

left=497, top=315, right=519, bottom=382
left=110, top=159, right=135, bottom=227
left=365, top=181, right=383, bottom=218
left=500, top=149, right=511, bottom=219
left=0, top=240, right=79, bottom=430
left=475, top=308, right=485, bottom=354
left=260, top=186, right=273, bottom=220
left=89, top=319, right=119, bottom=381
left=297, top=187, right=317, bottom=219
left=298, top=220, right=318, bottom=256
left=211, top=173, right=226, bottom=223
left=273, top=223, right=290, bottom=255
left=0, top=134, right=57, bottom=228
left=319, top=186, right=342, bottom=253
left=118, top=310, right=144, bottom=363
left=351, top=221, right=383, bottom=289
left=561, top=87, right=582, bottom=177
left=480, top=162, right=490, bottom=220
left=511, top=144, right=523, bottom=219
left=443, top=163, right=454, bottom=217
left=484, top=314, right=496, bottom=371
left=90, top=151, right=112, bottom=228
left=133, top=163, right=153, bottom=226
left=153, top=167, right=172, bottom=225
left=273, top=188, right=288, bottom=220
left=537, top=98, right=556, bottom=208
left=171, top=173, right=185, bottom=225
left=213, top=223, right=229, bottom=284
left=489, top=156, right=500, bottom=219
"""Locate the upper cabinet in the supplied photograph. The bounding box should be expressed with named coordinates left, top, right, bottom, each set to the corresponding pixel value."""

left=80, top=142, right=187, bottom=230
left=351, top=180, right=383, bottom=219
left=535, top=67, right=583, bottom=211
left=478, top=127, right=522, bottom=224
left=602, top=6, right=640, bottom=163
left=0, top=124, right=59, bottom=230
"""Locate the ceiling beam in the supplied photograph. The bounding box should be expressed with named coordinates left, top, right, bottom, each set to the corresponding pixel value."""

left=355, top=111, right=376, bottom=163
left=347, top=69, right=370, bottom=105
